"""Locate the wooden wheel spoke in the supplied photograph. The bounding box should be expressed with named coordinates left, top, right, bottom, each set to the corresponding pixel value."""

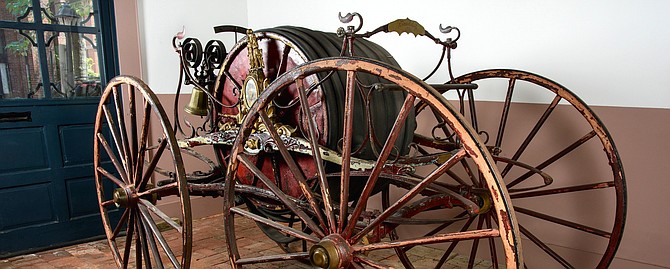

left=275, top=45, right=291, bottom=79
left=414, top=145, right=470, bottom=188
left=352, top=149, right=467, bottom=243
left=515, top=206, right=611, bottom=237
left=467, top=216, right=486, bottom=268
left=134, top=100, right=151, bottom=186
left=461, top=158, right=480, bottom=187
left=137, top=182, right=177, bottom=197
left=101, top=199, right=116, bottom=208
left=231, top=207, right=319, bottom=243
left=432, top=215, right=477, bottom=268
left=96, top=166, right=126, bottom=188
left=140, top=199, right=182, bottom=233
left=97, top=133, right=130, bottom=184
left=237, top=155, right=325, bottom=237
left=508, top=130, right=597, bottom=188
left=445, top=169, right=470, bottom=186
left=296, top=77, right=337, bottom=232
left=339, top=70, right=357, bottom=232
left=511, top=181, right=616, bottom=199
left=134, top=214, right=143, bottom=269
left=345, top=93, right=416, bottom=238
left=135, top=219, right=152, bottom=269
left=137, top=204, right=180, bottom=268
left=112, top=85, right=133, bottom=181
left=501, top=94, right=561, bottom=176
left=138, top=215, right=163, bottom=269
left=354, top=228, right=498, bottom=253
left=138, top=139, right=167, bottom=191
left=128, top=86, right=139, bottom=167
left=494, top=78, right=516, bottom=150
left=257, top=111, right=328, bottom=233
left=235, top=252, right=309, bottom=265
left=418, top=211, right=469, bottom=240
left=519, top=224, right=575, bottom=268
left=122, top=208, right=135, bottom=269
left=111, top=208, right=130, bottom=240
left=102, top=102, right=130, bottom=178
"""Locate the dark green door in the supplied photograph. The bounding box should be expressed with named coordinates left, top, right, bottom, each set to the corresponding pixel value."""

left=0, top=0, right=117, bottom=257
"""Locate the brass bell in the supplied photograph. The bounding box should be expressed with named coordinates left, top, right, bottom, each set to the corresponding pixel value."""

left=184, top=87, right=209, bottom=116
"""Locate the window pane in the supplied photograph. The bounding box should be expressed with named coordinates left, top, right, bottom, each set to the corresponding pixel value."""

left=45, top=31, right=100, bottom=98
left=0, top=28, right=42, bottom=99
left=1, top=0, right=35, bottom=23
left=40, top=0, right=95, bottom=27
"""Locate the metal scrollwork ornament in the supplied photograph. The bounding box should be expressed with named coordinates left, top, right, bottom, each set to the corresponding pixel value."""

left=172, top=30, right=228, bottom=138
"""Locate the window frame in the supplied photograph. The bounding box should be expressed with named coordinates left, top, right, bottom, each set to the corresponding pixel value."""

left=0, top=0, right=118, bottom=102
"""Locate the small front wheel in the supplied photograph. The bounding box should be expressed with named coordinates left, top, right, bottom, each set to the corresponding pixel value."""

left=94, top=76, right=192, bottom=268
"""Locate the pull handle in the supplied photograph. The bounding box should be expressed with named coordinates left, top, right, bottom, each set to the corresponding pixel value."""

left=0, top=112, right=32, bottom=123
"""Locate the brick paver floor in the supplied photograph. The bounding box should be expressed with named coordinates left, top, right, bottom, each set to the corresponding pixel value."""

left=0, top=214, right=500, bottom=268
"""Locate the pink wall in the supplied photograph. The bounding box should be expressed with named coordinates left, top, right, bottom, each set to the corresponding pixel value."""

left=113, top=1, right=142, bottom=78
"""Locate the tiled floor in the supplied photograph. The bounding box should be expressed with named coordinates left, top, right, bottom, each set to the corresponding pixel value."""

left=0, top=214, right=499, bottom=269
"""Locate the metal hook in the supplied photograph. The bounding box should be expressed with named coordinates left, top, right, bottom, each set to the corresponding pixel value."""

left=338, top=12, right=363, bottom=34
left=439, top=24, right=461, bottom=44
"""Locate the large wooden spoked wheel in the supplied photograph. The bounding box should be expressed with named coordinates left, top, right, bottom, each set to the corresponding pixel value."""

left=93, top=76, right=192, bottom=269
left=223, top=58, right=523, bottom=268
left=406, top=69, right=625, bottom=268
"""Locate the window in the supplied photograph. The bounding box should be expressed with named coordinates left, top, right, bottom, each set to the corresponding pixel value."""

left=0, top=0, right=114, bottom=100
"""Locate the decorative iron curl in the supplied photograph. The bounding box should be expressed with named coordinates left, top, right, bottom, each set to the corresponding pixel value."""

left=338, top=12, right=363, bottom=35
left=182, top=38, right=203, bottom=68
left=439, top=24, right=461, bottom=44
left=204, top=40, right=226, bottom=70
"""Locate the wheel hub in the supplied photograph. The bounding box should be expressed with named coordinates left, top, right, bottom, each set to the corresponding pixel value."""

left=309, top=234, right=352, bottom=269
left=472, top=189, right=492, bottom=215
left=112, top=186, right=136, bottom=208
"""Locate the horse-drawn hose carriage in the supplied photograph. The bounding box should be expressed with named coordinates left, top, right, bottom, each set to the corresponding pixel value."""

left=93, top=13, right=626, bottom=268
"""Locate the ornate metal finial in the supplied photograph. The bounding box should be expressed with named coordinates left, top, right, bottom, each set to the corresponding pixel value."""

left=246, top=29, right=264, bottom=71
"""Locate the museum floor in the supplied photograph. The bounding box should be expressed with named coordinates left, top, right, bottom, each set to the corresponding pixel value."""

left=0, top=213, right=497, bottom=269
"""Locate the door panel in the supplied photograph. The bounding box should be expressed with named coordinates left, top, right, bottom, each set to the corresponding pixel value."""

left=0, top=102, right=112, bottom=257
left=0, top=182, right=56, bottom=231
left=0, top=127, right=49, bottom=173
left=60, top=124, right=96, bottom=167
left=65, top=176, right=99, bottom=220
